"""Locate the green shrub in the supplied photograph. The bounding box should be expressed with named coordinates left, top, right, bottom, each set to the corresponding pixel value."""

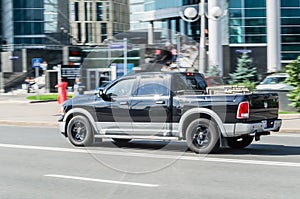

left=235, top=80, right=257, bottom=91
left=229, top=52, right=257, bottom=84
left=228, top=52, right=257, bottom=91
left=285, top=56, right=300, bottom=112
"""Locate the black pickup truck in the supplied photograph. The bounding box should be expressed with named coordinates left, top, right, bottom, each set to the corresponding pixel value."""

left=58, top=72, right=282, bottom=154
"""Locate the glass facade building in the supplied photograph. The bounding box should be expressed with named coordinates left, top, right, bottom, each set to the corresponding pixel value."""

left=281, top=1, right=300, bottom=61
left=0, top=0, right=70, bottom=47
left=70, top=0, right=130, bottom=45
left=130, top=0, right=148, bottom=30
left=229, top=0, right=267, bottom=44
left=229, top=0, right=300, bottom=63
left=134, top=0, right=202, bottom=43
left=13, top=0, right=44, bottom=44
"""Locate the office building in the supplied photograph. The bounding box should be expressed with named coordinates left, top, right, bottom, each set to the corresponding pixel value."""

left=69, top=0, right=130, bottom=45
left=133, top=0, right=300, bottom=75
left=0, top=0, right=69, bottom=48
left=130, top=0, right=149, bottom=30
left=229, top=0, right=300, bottom=66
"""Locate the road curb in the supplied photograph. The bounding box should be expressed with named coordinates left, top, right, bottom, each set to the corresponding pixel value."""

left=279, top=114, right=300, bottom=119
left=279, top=129, right=300, bottom=133
left=0, top=120, right=57, bottom=128
left=29, top=100, right=57, bottom=103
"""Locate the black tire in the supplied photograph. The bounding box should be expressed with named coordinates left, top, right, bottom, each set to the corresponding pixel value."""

left=186, top=118, right=219, bottom=154
left=227, top=135, right=253, bottom=149
left=112, top=138, right=132, bottom=143
left=67, top=115, right=94, bottom=146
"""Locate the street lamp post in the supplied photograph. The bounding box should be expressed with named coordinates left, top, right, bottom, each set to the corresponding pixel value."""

left=180, top=0, right=206, bottom=73
left=123, top=38, right=128, bottom=75
left=180, top=0, right=226, bottom=75
left=208, top=0, right=224, bottom=76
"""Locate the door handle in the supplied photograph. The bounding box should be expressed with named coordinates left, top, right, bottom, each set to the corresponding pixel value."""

left=155, top=100, right=165, bottom=104
left=120, top=101, right=128, bottom=105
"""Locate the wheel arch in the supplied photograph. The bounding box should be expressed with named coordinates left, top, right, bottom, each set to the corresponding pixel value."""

left=63, top=108, right=98, bottom=137
left=179, top=108, right=227, bottom=139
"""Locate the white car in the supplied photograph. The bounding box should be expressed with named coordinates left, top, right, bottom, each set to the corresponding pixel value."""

left=256, top=73, right=294, bottom=90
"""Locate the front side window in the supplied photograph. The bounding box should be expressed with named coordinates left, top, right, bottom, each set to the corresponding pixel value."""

left=106, top=78, right=135, bottom=97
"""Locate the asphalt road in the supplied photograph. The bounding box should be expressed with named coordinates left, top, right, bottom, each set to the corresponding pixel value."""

left=0, top=125, right=300, bottom=199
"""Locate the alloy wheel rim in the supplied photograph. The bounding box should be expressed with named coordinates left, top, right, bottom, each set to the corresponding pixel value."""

left=192, top=125, right=209, bottom=148
left=71, top=121, right=86, bottom=142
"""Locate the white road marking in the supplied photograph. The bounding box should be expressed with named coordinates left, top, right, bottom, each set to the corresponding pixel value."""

left=45, top=174, right=159, bottom=187
left=270, top=133, right=300, bottom=137
left=1, top=143, right=300, bottom=168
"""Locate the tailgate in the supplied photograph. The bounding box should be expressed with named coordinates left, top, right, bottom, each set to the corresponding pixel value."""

left=248, top=93, right=279, bottom=122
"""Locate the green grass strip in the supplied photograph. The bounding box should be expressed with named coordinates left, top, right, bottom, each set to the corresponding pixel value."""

left=26, top=94, right=73, bottom=101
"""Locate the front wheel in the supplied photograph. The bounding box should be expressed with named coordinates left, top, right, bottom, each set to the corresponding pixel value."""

left=186, top=118, right=219, bottom=154
left=227, top=135, right=253, bottom=149
left=67, top=115, right=94, bottom=146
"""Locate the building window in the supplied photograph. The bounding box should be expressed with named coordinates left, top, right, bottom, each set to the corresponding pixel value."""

left=245, top=0, right=266, bottom=8
left=85, top=23, right=93, bottom=43
left=77, top=23, right=81, bottom=42
left=101, top=22, right=107, bottom=42
left=229, top=0, right=267, bottom=44
left=101, top=23, right=107, bottom=35
left=73, top=2, right=79, bottom=21
left=229, top=0, right=242, bottom=8
left=85, top=2, right=93, bottom=21
left=106, top=2, right=110, bottom=21
left=281, top=1, right=300, bottom=60
left=97, top=2, right=103, bottom=21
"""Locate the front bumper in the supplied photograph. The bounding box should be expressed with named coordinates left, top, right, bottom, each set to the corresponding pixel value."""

left=58, top=114, right=66, bottom=135
left=58, top=121, right=66, bottom=134
left=224, top=119, right=282, bottom=137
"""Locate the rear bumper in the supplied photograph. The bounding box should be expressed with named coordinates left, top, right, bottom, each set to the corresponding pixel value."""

left=224, top=119, right=282, bottom=137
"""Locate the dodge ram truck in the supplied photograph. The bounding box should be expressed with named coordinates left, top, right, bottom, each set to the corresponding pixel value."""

left=58, top=72, right=282, bottom=154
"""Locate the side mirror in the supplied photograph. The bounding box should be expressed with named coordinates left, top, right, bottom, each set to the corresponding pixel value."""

left=97, top=89, right=112, bottom=101
left=97, top=89, right=104, bottom=98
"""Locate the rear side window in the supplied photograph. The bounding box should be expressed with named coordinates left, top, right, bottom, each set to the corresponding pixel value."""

left=135, top=76, right=170, bottom=96
left=172, top=73, right=207, bottom=92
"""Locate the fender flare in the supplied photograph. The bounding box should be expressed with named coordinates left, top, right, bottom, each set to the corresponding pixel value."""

left=63, top=108, right=99, bottom=134
left=178, top=108, right=228, bottom=138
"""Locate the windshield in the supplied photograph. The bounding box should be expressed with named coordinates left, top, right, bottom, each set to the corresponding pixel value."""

left=261, top=76, right=287, bottom=84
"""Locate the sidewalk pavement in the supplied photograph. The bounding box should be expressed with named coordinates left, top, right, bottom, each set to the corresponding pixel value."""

left=0, top=93, right=299, bottom=133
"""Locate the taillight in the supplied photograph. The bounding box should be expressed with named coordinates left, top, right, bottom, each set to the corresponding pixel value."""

left=237, top=101, right=249, bottom=119
left=186, top=72, right=194, bottom=76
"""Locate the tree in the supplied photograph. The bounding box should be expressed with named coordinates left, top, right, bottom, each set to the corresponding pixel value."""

left=205, top=65, right=221, bottom=77
left=285, top=56, right=300, bottom=112
left=229, top=52, right=257, bottom=84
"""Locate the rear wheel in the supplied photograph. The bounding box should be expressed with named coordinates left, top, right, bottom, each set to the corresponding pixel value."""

left=227, top=135, right=253, bottom=149
left=186, top=118, right=219, bottom=154
left=67, top=115, right=94, bottom=146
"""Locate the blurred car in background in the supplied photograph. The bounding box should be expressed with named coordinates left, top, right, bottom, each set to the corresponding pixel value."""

left=255, top=73, right=294, bottom=90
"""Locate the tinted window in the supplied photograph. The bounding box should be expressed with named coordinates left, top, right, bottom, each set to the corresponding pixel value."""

left=106, top=78, right=135, bottom=97
left=135, top=76, right=169, bottom=96
left=262, top=77, right=287, bottom=84
left=137, top=83, right=169, bottom=96
left=173, top=73, right=207, bottom=92
left=184, top=74, right=207, bottom=90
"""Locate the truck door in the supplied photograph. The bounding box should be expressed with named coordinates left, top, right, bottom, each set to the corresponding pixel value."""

left=95, top=77, right=135, bottom=134
left=129, top=74, right=172, bottom=136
